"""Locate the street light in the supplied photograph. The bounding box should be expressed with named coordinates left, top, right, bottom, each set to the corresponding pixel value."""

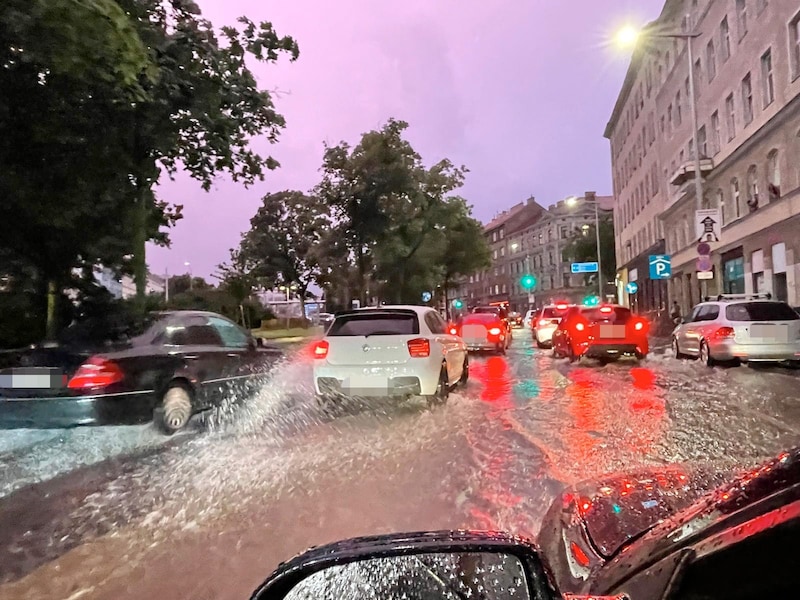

left=616, top=24, right=706, bottom=293
left=566, top=195, right=603, bottom=299
left=279, top=283, right=298, bottom=301
left=184, top=261, right=192, bottom=290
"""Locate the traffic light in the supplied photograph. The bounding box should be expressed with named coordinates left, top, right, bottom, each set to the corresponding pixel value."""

left=583, top=294, right=600, bottom=307
left=452, top=299, right=464, bottom=309
left=520, top=274, right=536, bottom=290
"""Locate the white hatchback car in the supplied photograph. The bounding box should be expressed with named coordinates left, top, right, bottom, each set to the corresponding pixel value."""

left=311, top=305, right=468, bottom=404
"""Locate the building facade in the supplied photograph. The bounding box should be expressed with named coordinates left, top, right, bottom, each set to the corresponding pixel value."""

left=449, top=193, right=613, bottom=314
left=607, top=0, right=800, bottom=317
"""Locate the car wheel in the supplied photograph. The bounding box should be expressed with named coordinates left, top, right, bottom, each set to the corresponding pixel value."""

left=567, top=341, right=577, bottom=363
left=699, top=340, right=715, bottom=366
left=496, top=343, right=506, bottom=355
left=536, top=339, right=547, bottom=349
left=635, top=351, right=647, bottom=361
left=672, top=337, right=684, bottom=359
left=459, top=356, right=469, bottom=385
left=155, top=383, right=193, bottom=435
left=426, top=367, right=449, bottom=407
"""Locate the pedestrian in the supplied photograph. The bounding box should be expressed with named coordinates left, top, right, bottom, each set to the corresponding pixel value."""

left=670, top=301, right=682, bottom=325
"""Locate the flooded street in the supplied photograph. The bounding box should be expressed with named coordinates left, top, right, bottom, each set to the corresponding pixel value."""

left=2, top=334, right=800, bottom=600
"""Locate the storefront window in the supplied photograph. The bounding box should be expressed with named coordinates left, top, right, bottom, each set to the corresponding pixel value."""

left=723, top=257, right=745, bottom=293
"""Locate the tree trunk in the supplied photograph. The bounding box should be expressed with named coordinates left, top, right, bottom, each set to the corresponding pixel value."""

left=132, top=184, right=148, bottom=313
left=45, top=279, right=58, bottom=341
left=443, top=276, right=450, bottom=321
left=299, top=286, right=307, bottom=328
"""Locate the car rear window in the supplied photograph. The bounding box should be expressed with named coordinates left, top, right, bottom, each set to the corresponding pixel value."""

left=464, top=314, right=499, bottom=324
left=581, top=306, right=632, bottom=323
left=542, top=306, right=570, bottom=319
left=327, top=312, right=420, bottom=336
left=725, top=302, right=800, bottom=322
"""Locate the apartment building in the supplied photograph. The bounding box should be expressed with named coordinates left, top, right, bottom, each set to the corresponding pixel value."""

left=449, top=193, right=612, bottom=313
left=606, top=0, right=800, bottom=315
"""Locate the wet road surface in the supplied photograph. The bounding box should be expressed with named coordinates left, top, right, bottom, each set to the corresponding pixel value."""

left=2, top=332, right=800, bottom=599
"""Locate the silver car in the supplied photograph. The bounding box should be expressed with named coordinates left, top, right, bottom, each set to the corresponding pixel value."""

left=671, top=294, right=800, bottom=366
left=532, top=304, right=572, bottom=349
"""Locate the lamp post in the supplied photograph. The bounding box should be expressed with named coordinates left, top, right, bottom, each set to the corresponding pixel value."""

left=616, top=24, right=705, bottom=295
left=566, top=195, right=603, bottom=299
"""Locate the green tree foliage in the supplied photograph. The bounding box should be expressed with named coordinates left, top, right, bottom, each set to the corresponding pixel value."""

left=238, top=191, right=331, bottom=320
left=561, top=213, right=616, bottom=288
left=315, top=119, right=488, bottom=305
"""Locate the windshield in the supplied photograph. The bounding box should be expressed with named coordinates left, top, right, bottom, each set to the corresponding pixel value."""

left=5, top=1, right=800, bottom=598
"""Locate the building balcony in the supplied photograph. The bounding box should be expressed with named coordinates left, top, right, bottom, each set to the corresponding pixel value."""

left=669, top=157, right=714, bottom=187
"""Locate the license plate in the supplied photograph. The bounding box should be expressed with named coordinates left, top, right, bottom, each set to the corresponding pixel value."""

left=463, top=325, right=486, bottom=339
left=750, top=324, right=789, bottom=342
left=599, top=325, right=626, bottom=338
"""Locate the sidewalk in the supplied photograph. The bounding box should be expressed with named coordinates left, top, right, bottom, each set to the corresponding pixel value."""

left=251, top=326, right=323, bottom=344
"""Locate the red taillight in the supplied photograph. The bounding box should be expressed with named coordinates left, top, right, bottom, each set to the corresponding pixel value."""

left=67, top=356, right=124, bottom=390
left=575, top=322, right=585, bottom=331
left=538, top=319, right=547, bottom=326
left=449, top=327, right=458, bottom=335
left=570, top=542, right=591, bottom=567
left=600, top=306, right=613, bottom=313
left=556, top=304, right=568, bottom=310
left=713, top=326, right=735, bottom=339
left=312, top=340, right=329, bottom=359
left=488, top=327, right=502, bottom=335
left=407, top=338, right=431, bottom=357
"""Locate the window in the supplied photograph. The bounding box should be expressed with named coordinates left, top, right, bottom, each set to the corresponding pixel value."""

left=732, top=177, right=741, bottom=218
left=761, top=48, right=774, bottom=106
left=756, top=0, right=767, bottom=15
left=720, top=17, right=731, bottom=61
left=706, top=40, right=717, bottom=81
left=726, top=302, right=799, bottom=321
left=660, top=115, right=666, bottom=133
left=424, top=311, right=446, bottom=334
left=717, top=189, right=726, bottom=224
left=694, top=58, right=702, bottom=87
left=792, top=13, right=800, bottom=79
left=698, top=125, right=707, bottom=157
left=675, top=91, right=682, bottom=126
left=736, top=0, right=747, bottom=39
left=742, top=73, right=753, bottom=124
left=667, top=104, right=673, bottom=131
left=767, top=149, right=781, bottom=199
left=208, top=316, right=250, bottom=348
left=725, top=93, right=736, bottom=140
left=711, top=111, right=721, bottom=154
left=747, top=165, right=759, bottom=210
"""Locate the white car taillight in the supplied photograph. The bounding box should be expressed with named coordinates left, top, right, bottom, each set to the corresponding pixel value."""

left=407, top=338, right=431, bottom=357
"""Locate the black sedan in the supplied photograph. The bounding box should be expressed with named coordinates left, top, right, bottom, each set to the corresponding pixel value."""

left=537, top=446, right=800, bottom=598
left=0, top=310, right=282, bottom=433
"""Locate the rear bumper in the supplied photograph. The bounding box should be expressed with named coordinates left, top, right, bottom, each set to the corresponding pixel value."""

left=580, top=340, right=649, bottom=359
left=710, top=340, right=800, bottom=362
left=535, top=326, right=557, bottom=344
left=314, top=364, right=439, bottom=396
left=0, top=390, right=157, bottom=429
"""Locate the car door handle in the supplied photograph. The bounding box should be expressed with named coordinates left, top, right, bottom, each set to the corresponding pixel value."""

left=227, top=353, right=239, bottom=358
left=185, top=354, right=199, bottom=360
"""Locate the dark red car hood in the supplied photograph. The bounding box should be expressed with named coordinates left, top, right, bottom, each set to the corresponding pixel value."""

left=570, top=463, right=737, bottom=558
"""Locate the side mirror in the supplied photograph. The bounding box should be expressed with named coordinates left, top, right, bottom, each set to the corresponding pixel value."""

left=255, top=337, right=265, bottom=348
left=251, top=531, right=555, bottom=600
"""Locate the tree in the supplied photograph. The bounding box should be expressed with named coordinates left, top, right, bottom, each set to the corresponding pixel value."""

left=1, top=0, right=157, bottom=339
left=115, top=0, right=300, bottom=308
left=239, top=191, right=331, bottom=322
left=561, top=213, right=616, bottom=290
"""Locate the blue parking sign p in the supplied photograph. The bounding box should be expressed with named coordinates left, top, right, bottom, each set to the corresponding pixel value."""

left=649, top=255, right=672, bottom=280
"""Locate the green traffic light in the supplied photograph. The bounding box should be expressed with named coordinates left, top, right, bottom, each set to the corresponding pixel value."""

left=583, top=295, right=600, bottom=306
left=452, top=299, right=464, bottom=309
left=520, top=274, right=536, bottom=290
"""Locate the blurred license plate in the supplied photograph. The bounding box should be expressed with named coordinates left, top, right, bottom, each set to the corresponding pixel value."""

left=0, top=367, right=66, bottom=389
left=462, top=325, right=486, bottom=340
left=599, top=325, right=626, bottom=338
left=750, top=324, right=789, bottom=342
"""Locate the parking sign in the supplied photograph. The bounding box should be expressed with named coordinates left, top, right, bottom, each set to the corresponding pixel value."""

left=648, top=255, right=672, bottom=280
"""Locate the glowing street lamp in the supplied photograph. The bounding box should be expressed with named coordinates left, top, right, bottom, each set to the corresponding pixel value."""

left=615, top=25, right=640, bottom=48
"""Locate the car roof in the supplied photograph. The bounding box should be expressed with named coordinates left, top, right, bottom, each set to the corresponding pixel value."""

left=338, top=305, right=434, bottom=317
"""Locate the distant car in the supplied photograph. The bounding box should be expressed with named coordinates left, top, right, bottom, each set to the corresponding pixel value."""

left=523, top=309, right=536, bottom=329
left=311, top=305, right=468, bottom=406
left=552, top=304, right=649, bottom=362
left=471, top=305, right=513, bottom=342
left=532, top=303, right=572, bottom=348
left=508, top=311, right=523, bottom=328
left=0, top=310, right=282, bottom=433
left=451, top=312, right=510, bottom=354
left=672, top=293, right=800, bottom=366
left=318, top=312, right=335, bottom=330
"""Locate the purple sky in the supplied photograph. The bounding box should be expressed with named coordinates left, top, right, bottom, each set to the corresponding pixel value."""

left=149, top=0, right=665, bottom=280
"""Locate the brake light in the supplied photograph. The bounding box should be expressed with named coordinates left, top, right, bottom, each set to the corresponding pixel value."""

left=312, top=340, right=329, bottom=359
left=600, top=306, right=613, bottom=313
left=488, top=327, right=502, bottom=335
left=67, top=356, right=124, bottom=390
left=575, top=322, right=585, bottom=331
left=407, top=338, right=431, bottom=357
left=538, top=319, right=547, bottom=326
left=556, top=304, right=568, bottom=310
left=449, top=327, right=457, bottom=335
left=713, top=326, right=735, bottom=339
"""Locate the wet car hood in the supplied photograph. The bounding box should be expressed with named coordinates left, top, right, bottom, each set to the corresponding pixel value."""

left=571, top=463, right=737, bottom=558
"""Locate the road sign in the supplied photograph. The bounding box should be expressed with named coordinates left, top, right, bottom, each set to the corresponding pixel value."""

left=697, top=256, right=712, bottom=271
left=697, top=242, right=711, bottom=256
left=697, top=271, right=714, bottom=280
left=626, top=282, right=639, bottom=294
left=421, top=291, right=432, bottom=302
left=695, top=209, right=721, bottom=243
left=648, top=255, right=672, bottom=279
left=571, top=262, right=599, bottom=274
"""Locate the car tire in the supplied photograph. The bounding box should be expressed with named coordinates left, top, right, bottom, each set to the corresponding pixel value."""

left=426, top=367, right=449, bottom=407
left=699, top=340, right=715, bottom=367
left=635, top=351, right=647, bottom=361
left=567, top=342, right=578, bottom=363
left=459, top=356, right=469, bottom=385
left=536, top=339, right=547, bottom=349
left=155, top=383, right=194, bottom=435
left=672, top=337, right=684, bottom=359
left=496, top=343, right=506, bottom=355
